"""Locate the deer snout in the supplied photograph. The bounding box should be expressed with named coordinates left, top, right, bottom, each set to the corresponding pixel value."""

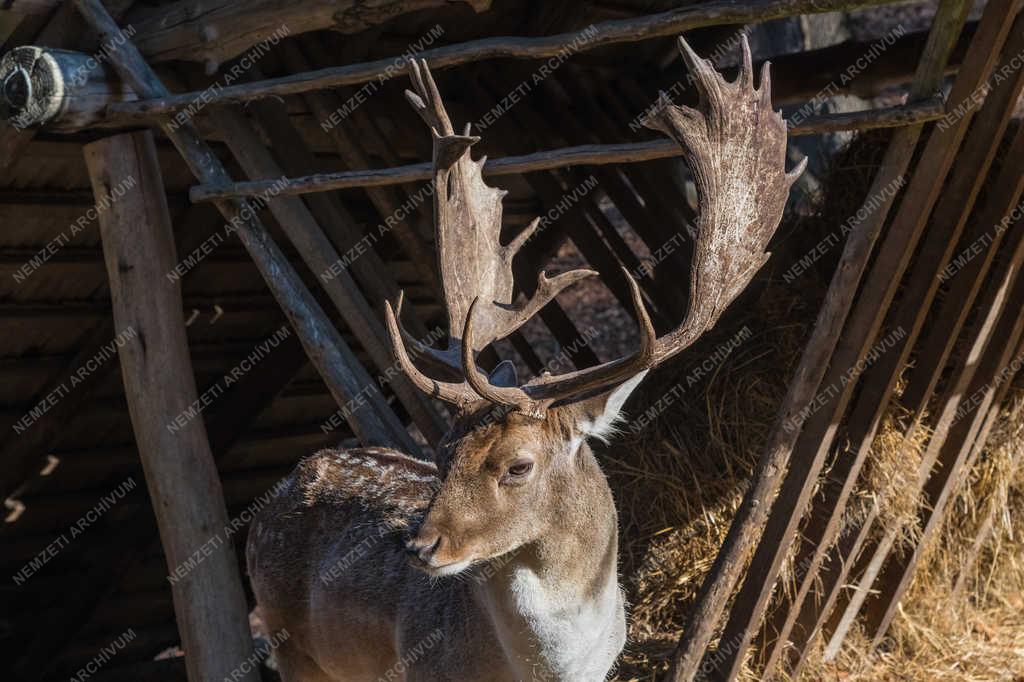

left=406, top=523, right=443, bottom=564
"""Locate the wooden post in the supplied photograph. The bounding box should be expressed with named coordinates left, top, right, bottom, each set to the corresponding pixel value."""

left=83, top=130, right=259, bottom=682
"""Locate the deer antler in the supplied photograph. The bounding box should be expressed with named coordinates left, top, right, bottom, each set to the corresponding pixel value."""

left=385, top=59, right=597, bottom=409
left=387, top=38, right=804, bottom=416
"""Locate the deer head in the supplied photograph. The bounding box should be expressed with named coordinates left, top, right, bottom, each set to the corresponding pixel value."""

left=393, top=38, right=804, bottom=576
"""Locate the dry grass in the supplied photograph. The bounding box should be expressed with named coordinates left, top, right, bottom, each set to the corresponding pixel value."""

left=804, top=392, right=1024, bottom=681
left=603, top=278, right=815, bottom=681
left=593, top=128, right=1024, bottom=681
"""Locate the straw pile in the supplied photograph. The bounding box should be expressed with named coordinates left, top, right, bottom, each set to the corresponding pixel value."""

left=589, top=130, right=1024, bottom=680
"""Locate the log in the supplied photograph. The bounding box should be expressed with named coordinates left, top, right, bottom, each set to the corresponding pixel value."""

left=82, top=130, right=258, bottom=682
left=124, top=0, right=488, bottom=67
left=0, top=45, right=136, bottom=130
left=106, top=0, right=904, bottom=121
left=187, top=97, right=944, bottom=203
left=73, top=0, right=418, bottom=453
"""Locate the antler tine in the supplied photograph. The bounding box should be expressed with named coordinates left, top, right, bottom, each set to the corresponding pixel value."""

left=385, top=298, right=478, bottom=407
left=405, top=59, right=454, bottom=135
left=509, top=34, right=803, bottom=406
left=497, top=269, right=658, bottom=404
left=462, top=297, right=549, bottom=418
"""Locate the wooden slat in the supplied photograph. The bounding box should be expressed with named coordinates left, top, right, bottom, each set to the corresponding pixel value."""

left=664, top=0, right=977, bottom=678
left=735, top=7, right=1024, bottom=675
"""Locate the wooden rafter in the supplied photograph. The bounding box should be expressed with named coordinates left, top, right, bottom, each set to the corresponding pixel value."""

left=187, top=97, right=944, bottom=205
left=105, top=0, right=910, bottom=122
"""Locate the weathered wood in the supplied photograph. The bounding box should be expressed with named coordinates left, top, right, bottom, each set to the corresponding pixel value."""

left=206, top=105, right=447, bottom=443
left=124, top=0, right=486, bottom=67
left=73, top=0, right=416, bottom=451
left=728, top=5, right=1024, bottom=676
left=83, top=130, right=258, bottom=682
left=665, top=0, right=974, bottom=678
left=0, top=45, right=136, bottom=130
left=277, top=41, right=440, bottom=296
left=107, top=0, right=906, bottom=121
left=755, top=17, right=1024, bottom=674
left=187, top=97, right=944, bottom=205
left=824, top=232, right=1024, bottom=657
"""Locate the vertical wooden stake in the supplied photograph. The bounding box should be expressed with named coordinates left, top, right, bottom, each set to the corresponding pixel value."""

left=84, top=131, right=259, bottom=682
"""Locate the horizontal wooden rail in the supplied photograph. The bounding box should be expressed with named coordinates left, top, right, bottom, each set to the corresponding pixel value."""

left=190, top=97, right=943, bottom=203
left=107, top=0, right=903, bottom=121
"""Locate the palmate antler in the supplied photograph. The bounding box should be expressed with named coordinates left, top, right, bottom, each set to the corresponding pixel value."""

left=386, top=37, right=805, bottom=418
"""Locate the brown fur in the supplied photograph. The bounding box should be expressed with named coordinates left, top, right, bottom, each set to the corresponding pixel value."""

left=247, top=396, right=629, bottom=681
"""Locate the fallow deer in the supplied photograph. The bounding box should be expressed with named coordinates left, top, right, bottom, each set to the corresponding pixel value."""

left=247, top=36, right=803, bottom=681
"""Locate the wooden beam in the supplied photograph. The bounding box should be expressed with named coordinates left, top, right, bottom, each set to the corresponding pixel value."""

left=0, top=45, right=137, bottom=130
left=206, top=105, right=447, bottom=442
left=664, top=0, right=975, bottom=678
left=107, top=0, right=906, bottom=120
left=187, top=97, right=944, bottom=204
left=73, top=0, right=417, bottom=451
left=123, top=0, right=487, bottom=67
left=83, top=130, right=258, bottom=682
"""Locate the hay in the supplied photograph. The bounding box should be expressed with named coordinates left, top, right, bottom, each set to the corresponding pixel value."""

left=588, top=128, right=1024, bottom=680
left=802, top=391, right=1024, bottom=681
left=598, top=132, right=890, bottom=680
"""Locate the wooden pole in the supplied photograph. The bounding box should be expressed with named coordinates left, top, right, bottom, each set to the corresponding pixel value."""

left=206, top=105, right=447, bottom=442
left=83, top=130, right=258, bottom=682
left=106, top=0, right=903, bottom=121
left=72, top=0, right=417, bottom=452
left=0, top=45, right=137, bottom=130
left=187, top=97, right=944, bottom=204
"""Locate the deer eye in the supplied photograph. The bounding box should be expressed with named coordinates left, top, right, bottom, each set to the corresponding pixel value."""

left=500, top=459, right=534, bottom=484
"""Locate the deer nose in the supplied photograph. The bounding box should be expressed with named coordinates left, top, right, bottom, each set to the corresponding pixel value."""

left=406, top=524, right=443, bottom=562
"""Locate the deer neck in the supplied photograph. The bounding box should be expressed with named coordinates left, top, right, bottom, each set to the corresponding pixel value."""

left=472, top=449, right=625, bottom=680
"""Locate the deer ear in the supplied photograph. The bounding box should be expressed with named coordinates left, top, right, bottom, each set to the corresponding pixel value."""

left=488, top=360, right=518, bottom=387
left=576, top=370, right=649, bottom=443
